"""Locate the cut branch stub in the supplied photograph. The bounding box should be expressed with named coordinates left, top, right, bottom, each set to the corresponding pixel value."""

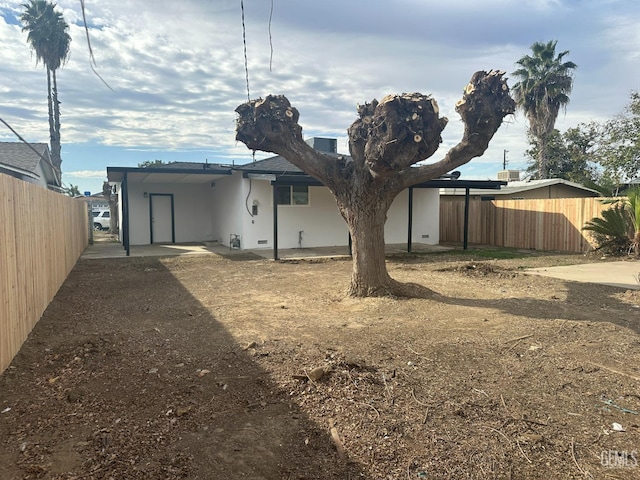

left=455, top=70, right=516, bottom=151
left=346, top=100, right=378, bottom=167
left=349, top=93, right=448, bottom=179
left=235, top=95, right=303, bottom=154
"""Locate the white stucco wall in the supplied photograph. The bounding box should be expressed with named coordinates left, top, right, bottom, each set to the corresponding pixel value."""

left=276, top=185, right=347, bottom=249
left=409, top=188, right=440, bottom=245
left=210, top=172, right=245, bottom=247
left=385, top=188, right=439, bottom=245
left=238, top=180, right=439, bottom=250
left=121, top=172, right=440, bottom=249
left=127, top=182, right=213, bottom=245
left=239, top=178, right=275, bottom=248
left=238, top=180, right=348, bottom=250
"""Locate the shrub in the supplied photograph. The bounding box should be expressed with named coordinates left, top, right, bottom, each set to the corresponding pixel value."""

left=583, top=188, right=639, bottom=256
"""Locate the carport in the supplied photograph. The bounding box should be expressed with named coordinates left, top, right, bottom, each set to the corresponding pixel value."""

left=108, top=162, right=505, bottom=258
left=107, top=164, right=233, bottom=256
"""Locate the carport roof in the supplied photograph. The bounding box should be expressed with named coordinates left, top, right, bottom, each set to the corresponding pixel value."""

left=240, top=156, right=507, bottom=190
left=107, top=164, right=233, bottom=184
left=238, top=156, right=506, bottom=189
left=107, top=160, right=506, bottom=190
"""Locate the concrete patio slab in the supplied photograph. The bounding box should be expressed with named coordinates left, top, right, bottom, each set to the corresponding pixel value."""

left=525, top=261, right=640, bottom=290
left=81, top=233, right=451, bottom=261
left=80, top=236, right=639, bottom=290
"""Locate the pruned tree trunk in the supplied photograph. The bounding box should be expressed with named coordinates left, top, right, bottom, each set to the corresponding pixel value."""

left=103, top=181, right=118, bottom=235
left=337, top=192, right=394, bottom=296
left=235, top=71, right=515, bottom=297
left=110, top=192, right=119, bottom=235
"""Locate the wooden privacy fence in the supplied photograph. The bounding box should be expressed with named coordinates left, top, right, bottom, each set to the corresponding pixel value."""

left=440, top=197, right=609, bottom=252
left=1, top=174, right=89, bottom=374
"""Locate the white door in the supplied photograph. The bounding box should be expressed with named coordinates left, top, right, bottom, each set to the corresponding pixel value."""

left=150, top=195, right=173, bottom=243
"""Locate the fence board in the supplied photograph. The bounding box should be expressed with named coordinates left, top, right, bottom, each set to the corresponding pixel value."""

left=440, top=197, right=609, bottom=252
left=0, top=174, right=88, bottom=374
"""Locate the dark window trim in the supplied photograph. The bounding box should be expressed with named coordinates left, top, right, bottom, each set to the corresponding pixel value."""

left=275, top=184, right=309, bottom=206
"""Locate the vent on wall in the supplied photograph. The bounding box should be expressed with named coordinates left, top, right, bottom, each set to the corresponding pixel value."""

left=421, top=234, right=429, bottom=239
left=257, top=239, right=268, bottom=245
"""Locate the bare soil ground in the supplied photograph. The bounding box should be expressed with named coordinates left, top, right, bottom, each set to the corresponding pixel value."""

left=1, top=248, right=639, bottom=479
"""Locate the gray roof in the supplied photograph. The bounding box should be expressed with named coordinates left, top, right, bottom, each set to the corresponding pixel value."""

left=237, top=155, right=305, bottom=174
left=0, top=142, right=51, bottom=174
left=441, top=178, right=600, bottom=196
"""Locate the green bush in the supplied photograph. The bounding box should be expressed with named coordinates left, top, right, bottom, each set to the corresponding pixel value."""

left=583, top=187, right=640, bottom=256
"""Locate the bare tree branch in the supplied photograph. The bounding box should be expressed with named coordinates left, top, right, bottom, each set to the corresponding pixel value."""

left=235, top=95, right=343, bottom=184
left=398, top=70, right=515, bottom=188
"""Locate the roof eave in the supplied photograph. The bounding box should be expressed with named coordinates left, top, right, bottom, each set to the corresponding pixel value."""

left=107, top=166, right=234, bottom=182
left=0, top=163, right=40, bottom=179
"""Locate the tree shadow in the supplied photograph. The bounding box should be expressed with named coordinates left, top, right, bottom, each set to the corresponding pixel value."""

left=432, top=276, right=639, bottom=335
left=0, top=257, right=363, bottom=479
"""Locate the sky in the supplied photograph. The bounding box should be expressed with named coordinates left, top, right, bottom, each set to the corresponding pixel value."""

left=0, top=0, right=639, bottom=194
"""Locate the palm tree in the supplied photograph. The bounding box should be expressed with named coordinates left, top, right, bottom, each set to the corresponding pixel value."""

left=63, top=183, right=81, bottom=197
left=20, top=0, right=71, bottom=174
left=512, top=40, right=577, bottom=179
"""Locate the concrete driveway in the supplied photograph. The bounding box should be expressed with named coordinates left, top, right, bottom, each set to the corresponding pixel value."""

left=526, top=261, right=640, bottom=290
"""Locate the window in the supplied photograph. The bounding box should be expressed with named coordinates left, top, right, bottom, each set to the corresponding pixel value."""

left=291, top=185, right=308, bottom=205
left=275, top=185, right=309, bottom=205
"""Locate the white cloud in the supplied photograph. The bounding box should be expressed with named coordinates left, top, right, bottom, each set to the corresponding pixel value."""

left=65, top=170, right=107, bottom=178
left=1, top=0, right=639, bottom=185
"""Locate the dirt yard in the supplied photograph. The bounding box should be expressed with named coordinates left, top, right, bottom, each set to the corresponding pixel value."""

left=1, top=248, right=639, bottom=479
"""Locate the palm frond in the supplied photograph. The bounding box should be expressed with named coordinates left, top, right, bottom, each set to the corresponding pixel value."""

left=583, top=199, right=637, bottom=255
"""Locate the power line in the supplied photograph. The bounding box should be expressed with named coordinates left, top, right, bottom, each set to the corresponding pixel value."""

left=268, top=0, right=274, bottom=72
left=240, top=0, right=250, bottom=102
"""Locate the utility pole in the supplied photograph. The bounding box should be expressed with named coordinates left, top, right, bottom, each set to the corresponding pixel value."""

left=503, top=149, right=508, bottom=170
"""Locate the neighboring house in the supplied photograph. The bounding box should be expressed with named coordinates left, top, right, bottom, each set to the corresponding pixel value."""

left=84, top=193, right=110, bottom=210
left=0, top=142, right=62, bottom=192
left=440, top=170, right=600, bottom=200
left=106, top=138, right=505, bottom=256
left=619, top=178, right=640, bottom=195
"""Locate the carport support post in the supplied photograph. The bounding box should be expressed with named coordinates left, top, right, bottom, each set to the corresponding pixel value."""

left=407, top=187, right=413, bottom=253
left=272, top=184, right=279, bottom=260
left=463, top=187, right=470, bottom=250
left=123, top=172, right=130, bottom=256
